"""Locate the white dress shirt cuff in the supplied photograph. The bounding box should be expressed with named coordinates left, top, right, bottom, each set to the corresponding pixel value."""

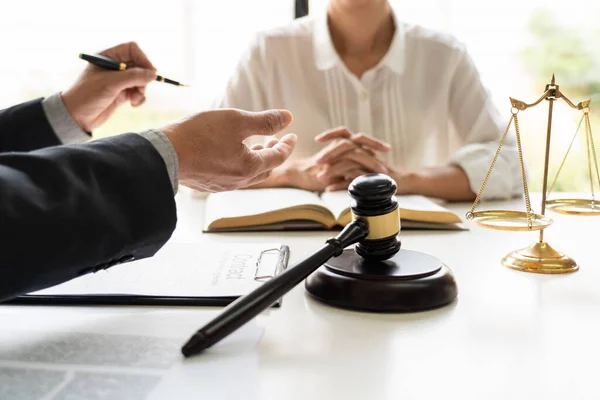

left=41, top=93, right=90, bottom=144
left=137, top=129, right=179, bottom=195
left=452, top=143, right=518, bottom=200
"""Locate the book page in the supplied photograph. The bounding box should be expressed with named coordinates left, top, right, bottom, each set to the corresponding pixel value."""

left=320, top=192, right=461, bottom=224
left=29, top=242, right=284, bottom=298
left=397, top=195, right=462, bottom=223
left=320, top=191, right=353, bottom=221
left=398, top=195, right=449, bottom=213
left=204, top=189, right=325, bottom=227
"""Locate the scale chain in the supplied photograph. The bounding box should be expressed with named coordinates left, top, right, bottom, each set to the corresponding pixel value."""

left=467, top=114, right=514, bottom=218
left=585, top=113, right=600, bottom=208
left=515, top=112, right=532, bottom=229
left=513, top=113, right=534, bottom=228
left=585, top=113, right=595, bottom=204
left=467, top=112, right=534, bottom=229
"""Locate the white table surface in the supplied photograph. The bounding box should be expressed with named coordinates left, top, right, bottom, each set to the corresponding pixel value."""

left=2, top=192, right=600, bottom=400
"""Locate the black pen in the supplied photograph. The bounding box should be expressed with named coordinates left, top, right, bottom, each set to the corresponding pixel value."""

left=79, top=53, right=187, bottom=87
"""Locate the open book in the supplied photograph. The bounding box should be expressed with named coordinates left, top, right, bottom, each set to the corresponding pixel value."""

left=204, top=189, right=464, bottom=231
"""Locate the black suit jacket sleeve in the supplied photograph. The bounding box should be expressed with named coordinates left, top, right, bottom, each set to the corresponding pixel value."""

left=0, top=101, right=177, bottom=302
left=0, top=98, right=63, bottom=152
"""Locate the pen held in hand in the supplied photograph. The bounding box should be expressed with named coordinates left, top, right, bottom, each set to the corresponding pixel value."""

left=79, top=53, right=188, bottom=87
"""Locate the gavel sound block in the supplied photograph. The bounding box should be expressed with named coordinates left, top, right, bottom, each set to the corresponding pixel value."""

left=305, top=174, right=458, bottom=312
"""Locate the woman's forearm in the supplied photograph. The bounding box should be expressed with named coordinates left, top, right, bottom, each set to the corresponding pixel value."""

left=245, top=166, right=291, bottom=189
left=394, top=165, right=476, bottom=202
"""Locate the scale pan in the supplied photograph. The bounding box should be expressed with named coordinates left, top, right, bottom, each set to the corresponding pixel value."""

left=546, top=198, right=600, bottom=216
left=468, top=210, right=553, bottom=231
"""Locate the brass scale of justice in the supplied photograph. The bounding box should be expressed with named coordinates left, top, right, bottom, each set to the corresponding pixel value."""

left=466, top=75, right=600, bottom=274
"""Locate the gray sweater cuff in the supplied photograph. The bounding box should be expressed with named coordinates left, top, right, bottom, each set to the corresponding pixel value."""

left=41, top=93, right=90, bottom=144
left=137, top=129, right=179, bottom=194
left=41, top=93, right=178, bottom=194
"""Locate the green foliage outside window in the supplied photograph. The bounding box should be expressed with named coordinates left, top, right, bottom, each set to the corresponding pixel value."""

left=520, top=8, right=600, bottom=192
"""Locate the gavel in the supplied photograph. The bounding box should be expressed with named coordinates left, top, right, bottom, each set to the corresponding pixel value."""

left=182, top=174, right=457, bottom=357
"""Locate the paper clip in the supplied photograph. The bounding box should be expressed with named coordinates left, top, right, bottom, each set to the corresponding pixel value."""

left=254, top=247, right=285, bottom=282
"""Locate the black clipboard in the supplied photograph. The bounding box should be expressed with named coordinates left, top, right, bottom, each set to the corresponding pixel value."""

left=8, top=245, right=290, bottom=308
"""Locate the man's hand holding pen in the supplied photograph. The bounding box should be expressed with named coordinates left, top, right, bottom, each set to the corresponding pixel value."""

left=62, top=42, right=157, bottom=132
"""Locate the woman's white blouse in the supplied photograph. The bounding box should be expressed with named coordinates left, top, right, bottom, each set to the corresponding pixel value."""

left=214, top=13, right=521, bottom=199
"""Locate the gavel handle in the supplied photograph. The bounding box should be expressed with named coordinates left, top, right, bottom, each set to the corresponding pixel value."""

left=181, top=220, right=368, bottom=357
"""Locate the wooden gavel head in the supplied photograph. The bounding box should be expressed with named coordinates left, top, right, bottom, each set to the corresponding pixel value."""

left=348, top=174, right=401, bottom=261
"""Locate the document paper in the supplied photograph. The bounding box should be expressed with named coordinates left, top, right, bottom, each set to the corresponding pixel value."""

left=29, top=242, right=284, bottom=298
left=0, top=308, right=263, bottom=400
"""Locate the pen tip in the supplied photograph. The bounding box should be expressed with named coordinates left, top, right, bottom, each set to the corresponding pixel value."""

left=181, top=332, right=207, bottom=358
left=78, top=53, right=83, bottom=59
left=179, top=83, right=189, bottom=87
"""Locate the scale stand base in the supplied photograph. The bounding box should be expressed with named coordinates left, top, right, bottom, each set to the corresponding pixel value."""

left=502, top=241, right=578, bottom=274
left=305, top=248, right=458, bottom=312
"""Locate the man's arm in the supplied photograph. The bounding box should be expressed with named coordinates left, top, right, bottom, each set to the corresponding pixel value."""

left=0, top=41, right=296, bottom=303
left=0, top=106, right=297, bottom=303
left=0, top=99, right=63, bottom=152
left=0, top=133, right=177, bottom=302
